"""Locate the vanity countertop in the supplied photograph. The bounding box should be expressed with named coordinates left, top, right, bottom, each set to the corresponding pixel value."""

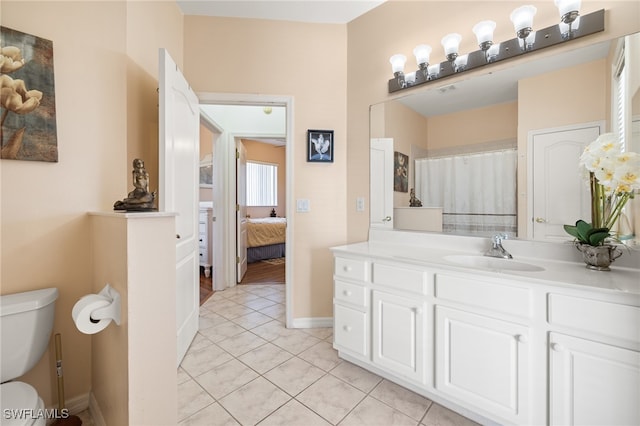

left=331, top=239, right=640, bottom=297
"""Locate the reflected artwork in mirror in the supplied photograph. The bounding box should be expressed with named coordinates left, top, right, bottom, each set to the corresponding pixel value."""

left=371, top=32, right=640, bottom=244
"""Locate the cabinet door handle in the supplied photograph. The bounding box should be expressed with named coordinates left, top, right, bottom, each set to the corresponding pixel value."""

left=550, top=342, right=563, bottom=352
left=535, top=217, right=547, bottom=223
left=343, top=266, right=352, bottom=272
left=176, top=234, right=181, bottom=239
left=343, top=290, right=352, bottom=296
left=382, top=216, right=392, bottom=222
left=515, top=334, right=528, bottom=343
left=343, top=325, right=352, bottom=332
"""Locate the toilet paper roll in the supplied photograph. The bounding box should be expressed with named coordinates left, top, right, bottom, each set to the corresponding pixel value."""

left=72, top=295, right=112, bottom=334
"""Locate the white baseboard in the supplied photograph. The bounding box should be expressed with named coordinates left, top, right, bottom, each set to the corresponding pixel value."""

left=291, top=317, right=333, bottom=328
left=89, top=392, right=107, bottom=426
left=45, top=393, right=89, bottom=425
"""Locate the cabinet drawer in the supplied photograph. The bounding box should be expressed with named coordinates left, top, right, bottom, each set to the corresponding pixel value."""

left=335, top=257, right=369, bottom=282
left=435, top=274, right=531, bottom=319
left=372, top=262, right=427, bottom=294
left=548, top=294, right=640, bottom=343
left=334, top=304, right=368, bottom=357
left=335, top=280, right=367, bottom=308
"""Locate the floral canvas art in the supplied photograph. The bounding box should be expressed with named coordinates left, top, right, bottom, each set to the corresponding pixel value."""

left=1, top=26, right=58, bottom=162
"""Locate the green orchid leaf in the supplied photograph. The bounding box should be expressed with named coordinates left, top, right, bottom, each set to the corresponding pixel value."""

left=587, top=228, right=610, bottom=246
left=576, top=220, right=593, bottom=242
left=563, top=224, right=581, bottom=241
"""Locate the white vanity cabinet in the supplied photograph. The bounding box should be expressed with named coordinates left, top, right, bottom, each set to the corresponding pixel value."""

left=371, top=262, right=428, bottom=383
left=331, top=244, right=640, bottom=426
left=433, top=273, right=532, bottom=425
left=372, top=290, right=426, bottom=383
left=547, top=294, right=640, bottom=425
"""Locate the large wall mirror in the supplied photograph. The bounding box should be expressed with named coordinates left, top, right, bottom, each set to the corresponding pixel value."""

left=371, top=31, right=640, bottom=242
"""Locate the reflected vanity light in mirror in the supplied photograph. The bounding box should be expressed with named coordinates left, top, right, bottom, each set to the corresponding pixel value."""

left=388, top=8, right=604, bottom=93
left=454, top=54, right=468, bottom=72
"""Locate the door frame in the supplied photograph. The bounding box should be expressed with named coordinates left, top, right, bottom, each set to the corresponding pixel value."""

left=526, top=120, right=605, bottom=240
left=197, top=92, right=294, bottom=328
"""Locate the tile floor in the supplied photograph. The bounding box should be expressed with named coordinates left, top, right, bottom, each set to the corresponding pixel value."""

left=178, top=284, right=480, bottom=426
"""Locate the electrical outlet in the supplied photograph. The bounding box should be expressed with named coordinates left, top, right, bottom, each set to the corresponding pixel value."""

left=356, top=197, right=365, bottom=212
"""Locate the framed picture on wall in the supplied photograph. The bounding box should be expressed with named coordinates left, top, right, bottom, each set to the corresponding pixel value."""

left=307, top=129, right=334, bottom=162
left=394, top=151, right=408, bottom=193
left=199, top=155, right=213, bottom=187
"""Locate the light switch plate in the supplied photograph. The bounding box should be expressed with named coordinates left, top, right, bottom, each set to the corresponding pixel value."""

left=296, top=199, right=310, bottom=212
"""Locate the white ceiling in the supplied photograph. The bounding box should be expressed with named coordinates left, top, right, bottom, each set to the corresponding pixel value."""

left=176, top=0, right=386, bottom=24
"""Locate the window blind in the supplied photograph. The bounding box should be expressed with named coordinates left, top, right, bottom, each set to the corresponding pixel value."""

left=246, top=161, right=278, bottom=207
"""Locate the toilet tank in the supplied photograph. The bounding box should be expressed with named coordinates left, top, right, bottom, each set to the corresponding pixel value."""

left=0, top=288, right=58, bottom=383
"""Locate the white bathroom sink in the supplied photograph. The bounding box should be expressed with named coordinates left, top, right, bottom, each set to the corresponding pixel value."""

left=443, top=255, right=545, bottom=272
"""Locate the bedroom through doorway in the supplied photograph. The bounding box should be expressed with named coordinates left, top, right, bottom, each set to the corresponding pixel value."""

left=197, top=95, right=292, bottom=328
left=238, top=137, right=287, bottom=286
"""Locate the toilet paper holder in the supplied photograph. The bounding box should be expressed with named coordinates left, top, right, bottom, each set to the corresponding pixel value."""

left=90, top=284, right=121, bottom=326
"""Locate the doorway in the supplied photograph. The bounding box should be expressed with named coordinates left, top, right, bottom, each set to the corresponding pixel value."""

left=197, top=93, right=294, bottom=328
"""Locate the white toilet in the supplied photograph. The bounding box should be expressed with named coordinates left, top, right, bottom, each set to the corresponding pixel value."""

left=0, top=288, right=58, bottom=426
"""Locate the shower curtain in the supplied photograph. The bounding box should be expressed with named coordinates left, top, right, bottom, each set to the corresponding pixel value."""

left=415, top=149, right=517, bottom=236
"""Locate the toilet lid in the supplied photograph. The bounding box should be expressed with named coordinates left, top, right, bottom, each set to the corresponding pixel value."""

left=0, top=382, right=40, bottom=425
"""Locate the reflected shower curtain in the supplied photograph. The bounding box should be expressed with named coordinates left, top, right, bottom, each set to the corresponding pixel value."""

left=415, top=149, right=517, bottom=236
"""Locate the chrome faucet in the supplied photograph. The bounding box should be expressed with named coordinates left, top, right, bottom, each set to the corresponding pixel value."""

left=485, top=233, right=513, bottom=259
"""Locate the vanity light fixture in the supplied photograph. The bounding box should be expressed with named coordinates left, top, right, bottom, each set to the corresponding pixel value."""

left=413, top=44, right=432, bottom=77
left=555, top=0, right=581, bottom=25
left=472, top=20, right=497, bottom=51
left=441, top=33, right=462, bottom=63
left=387, top=4, right=604, bottom=93
left=389, top=54, right=407, bottom=88
left=510, top=5, right=537, bottom=40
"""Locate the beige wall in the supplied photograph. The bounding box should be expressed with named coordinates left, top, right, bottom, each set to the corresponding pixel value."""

left=183, top=16, right=348, bottom=318
left=243, top=139, right=287, bottom=219
left=1, top=0, right=183, bottom=409
left=347, top=0, right=640, bottom=244
left=427, top=102, right=517, bottom=150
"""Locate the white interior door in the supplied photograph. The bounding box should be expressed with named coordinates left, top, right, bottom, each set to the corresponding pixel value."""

left=159, top=48, right=200, bottom=365
left=236, top=140, right=247, bottom=282
left=370, top=138, right=394, bottom=229
left=530, top=123, right=602, bottom=241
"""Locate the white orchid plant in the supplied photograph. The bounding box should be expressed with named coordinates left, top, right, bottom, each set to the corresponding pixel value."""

left=564, top=133, right=640, bottom=246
